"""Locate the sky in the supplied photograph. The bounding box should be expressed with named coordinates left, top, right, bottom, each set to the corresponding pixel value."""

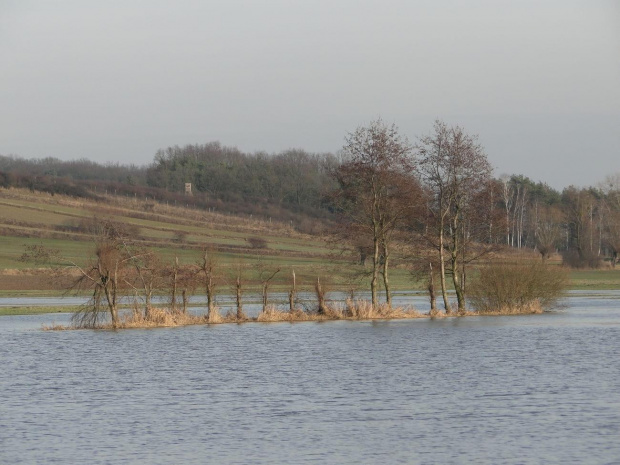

left=1, top=0, right=618, bottom=190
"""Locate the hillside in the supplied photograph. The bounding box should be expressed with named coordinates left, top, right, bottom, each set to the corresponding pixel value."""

left=0, top=187, right=386, bottom=294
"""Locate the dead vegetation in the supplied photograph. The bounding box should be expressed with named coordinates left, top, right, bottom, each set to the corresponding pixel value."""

left=46, top=299, right=433, bottom=330
left=468, top=260, right=568, bottom=314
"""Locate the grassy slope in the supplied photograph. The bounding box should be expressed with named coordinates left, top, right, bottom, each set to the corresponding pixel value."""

left=1, top=187, right=416, bottom=294
left=0, top=188, right=329, bottom=264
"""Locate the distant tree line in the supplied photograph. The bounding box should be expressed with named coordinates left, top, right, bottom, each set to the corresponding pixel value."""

left=3, top=137, right=620, bottom=269
left=495, top=173, right=620, bottom=268
left=145, top=142, right=339, bottom=217
left=0, top=155, right=147, bottom=185
left=0, top=170, right=100, bottom=199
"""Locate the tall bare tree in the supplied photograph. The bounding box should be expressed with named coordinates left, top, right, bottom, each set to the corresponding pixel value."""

left=70, top=220, right=140, bottom=328
left=599, top=172, right=620, bottom=267
left=127, top=248, right=163, bottom=318
left=332, top=119, right=417, bottom=307
left=255, top=260, right=280, bottom=313
left=417, top=120, right=492, bottom=312
left=535, top=205, right=563, bottom=261
left=561, top=186, right=601, bottom=267
left=198, top=247, right=219, bottom=322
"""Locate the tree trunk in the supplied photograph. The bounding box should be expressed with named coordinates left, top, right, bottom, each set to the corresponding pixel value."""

left=371, top=235, right=380, bottom=308
left=262, top=284, right=268, bottom=312
left=236, top=276, right=244, bottom=319
left=428, top=262, right=437, bottom=314
left=109, top=266, right=119, bottom=327
left=182, top=289, right=188, bottom=314
left=145, top=291, right=152, bottom=319
left=205, top=275, right=214, bottom=319
left=289, top=270, right=296, bottom=312
left=202, top=250, right=216, bottom=321
left=110, top=305, right=118, bottom=328
left=451, top=213, right=466, bottom=312
left=104, top=284, right=118, bottom=328
left=170, top=257, right=178, bottom=313
left=382, top=242, right=391, bottom=307
left=438, top=222, right=451, bottom=313
left=452, top=265, right=465, bottom=312
left=316, top=277, right=327, bottom=315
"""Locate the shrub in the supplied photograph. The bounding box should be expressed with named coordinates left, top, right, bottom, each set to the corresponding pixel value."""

left=469, top=261, right=569, bottom=314
left=561, top=249, right=603, bottom=269
left=173, top=230, right=188, bottom=243
left=247, top=236, right=268, bottom=249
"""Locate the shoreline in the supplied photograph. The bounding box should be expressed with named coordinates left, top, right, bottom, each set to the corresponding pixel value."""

left=41, top=303, right=547, bottom=331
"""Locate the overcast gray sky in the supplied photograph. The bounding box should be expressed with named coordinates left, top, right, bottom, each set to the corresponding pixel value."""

left=1, top=0, right=618, bottom=189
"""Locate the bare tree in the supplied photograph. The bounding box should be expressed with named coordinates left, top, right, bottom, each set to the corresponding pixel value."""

left=500, top=174, right=514, bottom=246
left=535, top=205, right=563, bottom=261
left=167, top=256, right=181, bottom=313
left=198, top=247, right=220, bottom=322
left=127, top=248, right=163, bottom=318
left=315, top=276, right=328, bottom=315
left=228, top=260, right=248, bottom=320
left=332, top=119, right=417, bottom=307
left=70, top=220, right=139, bottom=328
left=600, top=203, right=620, bottom=268
left=256, top=261, right=281, bottom=313
left=599, top=172, right=620, bottom=267
left=408, top=243, right=441, bottom=315
left=417, top=120, right=492, bottom=312
left=288, top=269, right=297, bottom=312
left=561, top=187, right=601, bottom=267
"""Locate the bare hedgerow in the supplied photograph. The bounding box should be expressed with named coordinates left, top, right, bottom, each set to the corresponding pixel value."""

left=468, top=261, right=569, bottom=314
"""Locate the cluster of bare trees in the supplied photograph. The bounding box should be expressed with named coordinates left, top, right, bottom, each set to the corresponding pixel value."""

left=332, top=120, right=620, bottom=316
left=494, top=173, right=620, bottom=267
left=562, top=179, right=620, bottom=268
left=332, top=119, right=497, bottom=314
left=51, top=219, right=292, bottom=328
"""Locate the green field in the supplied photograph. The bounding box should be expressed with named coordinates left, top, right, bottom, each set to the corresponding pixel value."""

left=0, top=188, right=338, bottom=267
left=568, top=269, right=620, bottom=290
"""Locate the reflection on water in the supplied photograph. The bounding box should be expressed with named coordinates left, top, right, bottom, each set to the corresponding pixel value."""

left=1, top=292, right=619, bottom=464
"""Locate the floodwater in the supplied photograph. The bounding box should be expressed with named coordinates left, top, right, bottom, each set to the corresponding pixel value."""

left=1, top=292, right=619, bottom=464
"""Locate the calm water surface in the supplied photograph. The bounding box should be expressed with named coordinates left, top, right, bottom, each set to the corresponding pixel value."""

left=1, top=291, right=619, bottom=464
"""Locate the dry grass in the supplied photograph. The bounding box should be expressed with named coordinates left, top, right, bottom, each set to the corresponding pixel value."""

left=473, top=300, right=544, bottom=316
left=342, top=299, right=424, bottom=319
left=204, top=308, right=224, bottom=324
left=42, top=296, right=550, bottom=330
left=46, top=299, right=427, bottom=329
left=109, top=308, right=204, bottom=329
left=256, top=300, right=425, bottom=323
left=256, top=305, right=313, bottom=322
